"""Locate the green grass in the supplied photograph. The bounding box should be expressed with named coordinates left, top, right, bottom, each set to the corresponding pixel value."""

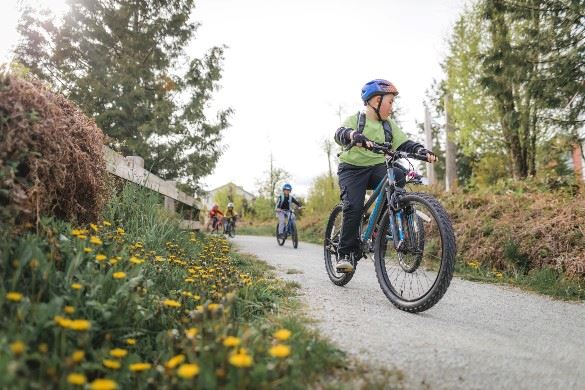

left=455, top=259, right=585, bottom=301
left=1, top=183, right=401, bottom=388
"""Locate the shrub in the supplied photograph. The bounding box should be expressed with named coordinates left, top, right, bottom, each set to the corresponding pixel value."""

left=0, top=73, right=107, bottom=230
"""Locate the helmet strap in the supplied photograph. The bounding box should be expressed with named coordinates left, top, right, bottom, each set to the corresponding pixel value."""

left=367, top=96, right=384, bottom=121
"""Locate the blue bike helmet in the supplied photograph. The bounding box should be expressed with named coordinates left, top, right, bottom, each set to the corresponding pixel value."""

left=361, top=79, right=399, bottom=103
left=282, top=183, right=292, bottom=191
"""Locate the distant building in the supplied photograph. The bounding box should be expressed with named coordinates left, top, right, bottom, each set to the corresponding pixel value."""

left=202, top=182, right=255, bottom=211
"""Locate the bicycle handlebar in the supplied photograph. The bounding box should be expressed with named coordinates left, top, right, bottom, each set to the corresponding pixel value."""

left=343, top=140, right=430, bottom=162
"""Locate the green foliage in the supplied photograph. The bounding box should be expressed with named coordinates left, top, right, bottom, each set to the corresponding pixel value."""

left=441, top=0, right=585, bottom=182
left=306, top=174, right=339, bottom=215
left=213, top=184, right=253, bottom=218
left=469, top=153, right=511, bottom=188
left=0, top=184, right=344, bottom=388
left=249, top=196, right=276, bottom=222
left=15, top=0, right=231, bottom=191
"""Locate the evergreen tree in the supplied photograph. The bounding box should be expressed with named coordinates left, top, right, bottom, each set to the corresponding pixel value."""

left=15, top=0, right=231, bottom=191
left=480, top=0, right=584, bottom=178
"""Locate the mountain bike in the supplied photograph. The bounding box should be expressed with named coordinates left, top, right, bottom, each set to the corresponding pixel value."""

left=223, top=217, right=236, bottom=238
left=275, top=208, right=299, bottom=249
left=324, top=141, right=456, bottom=313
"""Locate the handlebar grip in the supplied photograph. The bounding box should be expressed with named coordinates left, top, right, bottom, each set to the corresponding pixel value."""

left=407, top=152, right=430, bottom=162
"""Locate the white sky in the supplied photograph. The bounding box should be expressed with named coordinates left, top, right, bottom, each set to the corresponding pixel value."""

left=2, top=0, right=471, bottom=196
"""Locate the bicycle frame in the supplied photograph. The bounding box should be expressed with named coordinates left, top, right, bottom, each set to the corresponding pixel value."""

left=285, top=210, right=296, bottom=235
left=360, top=157, right=406, bottom=251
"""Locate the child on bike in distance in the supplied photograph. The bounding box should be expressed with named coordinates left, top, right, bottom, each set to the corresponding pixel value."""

left=223, top=202, right=238, bottom=233
left=333, top=79, right=437, bottom=272
left=207, top=204, right=224, bottom=232
left=275, top=183, right=302, bottom=239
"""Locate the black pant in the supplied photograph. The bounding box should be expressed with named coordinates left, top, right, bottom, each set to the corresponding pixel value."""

left=337, top=163, right=406, bottom=256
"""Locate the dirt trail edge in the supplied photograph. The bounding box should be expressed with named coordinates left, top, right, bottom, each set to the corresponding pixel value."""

left=233, top=235, right=585, bottom=390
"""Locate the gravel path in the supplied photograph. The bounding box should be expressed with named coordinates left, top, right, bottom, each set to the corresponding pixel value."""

left=233, top=235, right=585, bottom=390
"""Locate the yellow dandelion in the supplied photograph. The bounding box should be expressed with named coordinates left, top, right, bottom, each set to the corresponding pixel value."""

left=229, top=351, right=253, bottom=368
left=185, top=328, right=198, bottom=339
left=103, top=220, right=112, bottom=226
left=10, top=340, right=26, bottom=355
left=269, top=344, right=291, bottom=358
left=71, top=283, right=83, bottom=290
left=112, top=272, right=126, bottom=279
left=72, top=350, right=85, bottom=362
left=273, top=329, right=292, bottom=341
left=223, top=336, right=241, bottom=347
left=162, top=299, right=181, bottom=308
left=90, top=223, right=99, bottom=232
left=130, top=256, right=144, bottom=265
left=89, top=378, right=117, bottom=390
left=71, top=229, right=84, bottom=236
left=67, top=373, right=87, bottom=385
left=177, top=363, right=200, bottom=379
left=116, top=227, right=125, bottom=235
left=64, top=306, right=75, bottom=314
left=54, top=315, right=72, bottom=329
left=165, top=354, right=185, bottom=369
left=468, top=260, right=481, bottom=269
left=84, top=247, right=93, bottom=253
left=110, top=348, right=128, bottom=358
left=95, top=254, right=107, bottom=262
left=69, top=319, right=91, bottom=331
left=6, top=291, right=23, bottom=302
left=208, top=303, right=221, bottom=312
left=90, top=236, right=103, bottom=245
left=103, top=359, right=121, bottom=369
left=126, top=338, right=137, bottom=345
left=128, top=362, right=151, bottom=372
left=109, top=259, right=119, bottom=265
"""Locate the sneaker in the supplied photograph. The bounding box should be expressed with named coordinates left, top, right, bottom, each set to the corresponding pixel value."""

left=335, top=254, right=354, bottom=273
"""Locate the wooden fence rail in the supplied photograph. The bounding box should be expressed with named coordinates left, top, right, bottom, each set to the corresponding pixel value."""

left=103, top=146, right=201, bottom=230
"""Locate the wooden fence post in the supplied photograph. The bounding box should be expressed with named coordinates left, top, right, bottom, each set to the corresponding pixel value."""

left=164, top=180, right=177, bottom=213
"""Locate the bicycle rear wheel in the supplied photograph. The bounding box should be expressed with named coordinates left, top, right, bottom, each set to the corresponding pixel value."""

left=374, top=192, right=455, bottom=312
left=324, top=204, right=355, bottom=286
left=292, top=224, right=298, bottom=249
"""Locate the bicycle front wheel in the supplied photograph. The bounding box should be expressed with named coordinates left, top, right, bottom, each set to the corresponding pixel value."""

left=374, top=192, right=455, bottom=312
left=275, top=224, right=285, bottom=246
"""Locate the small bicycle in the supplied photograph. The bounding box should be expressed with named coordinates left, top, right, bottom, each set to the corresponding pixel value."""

left=275, top=208, right=299, bottom=249
left=209, top=217, right=222, bottom=234
left=324, top=141, right=456, bottom=313
left=223, top=217, right=236, bottom=238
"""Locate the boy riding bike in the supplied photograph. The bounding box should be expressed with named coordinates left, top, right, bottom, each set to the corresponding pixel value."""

left=207, top=204, right=224, bottom=232
left=333, top=79, right=437, bottom=272
left=275, top=183, right=302, bottom=239
left=223, top=202, right=238, bottom=233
